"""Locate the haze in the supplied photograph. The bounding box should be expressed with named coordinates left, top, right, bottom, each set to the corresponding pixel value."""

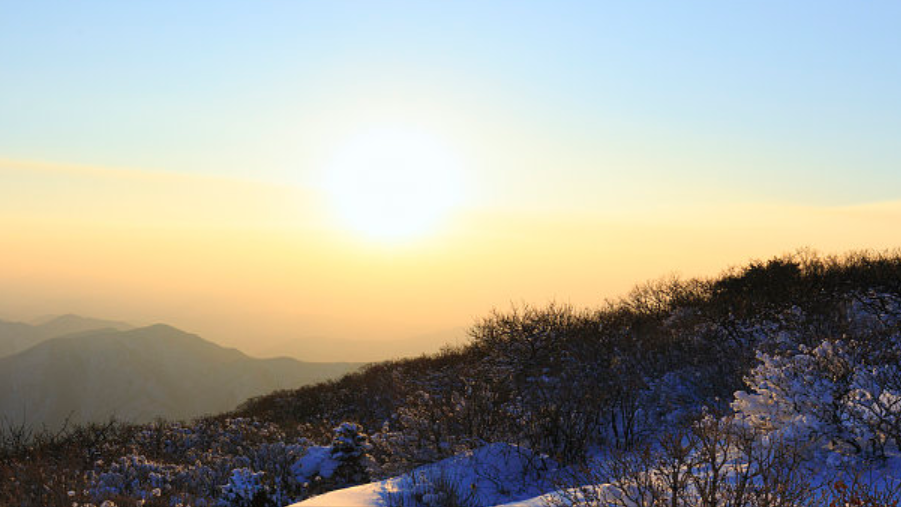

left=2, top=2, right=900, bottom=360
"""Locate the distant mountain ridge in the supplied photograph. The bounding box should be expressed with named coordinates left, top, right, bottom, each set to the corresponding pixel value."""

left=0, top=314, right=133, bottom=359
left=0, top=321, right=361, bottom=430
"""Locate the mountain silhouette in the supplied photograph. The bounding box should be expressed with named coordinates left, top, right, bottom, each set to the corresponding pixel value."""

left=0, top=323, right=360, bottom=430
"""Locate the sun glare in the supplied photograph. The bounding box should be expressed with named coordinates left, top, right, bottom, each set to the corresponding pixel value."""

left=321, top=125, right=465, bottom=241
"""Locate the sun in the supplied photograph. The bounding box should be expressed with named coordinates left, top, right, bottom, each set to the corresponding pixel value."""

left=321, top=125, right=465, bottom=241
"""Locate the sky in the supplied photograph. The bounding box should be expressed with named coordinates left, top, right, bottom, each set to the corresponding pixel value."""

left=1, top=2, right=900, bottom=360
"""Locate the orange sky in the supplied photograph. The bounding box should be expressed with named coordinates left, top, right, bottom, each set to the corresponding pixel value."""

left=3, top=159, right=900, bottom=360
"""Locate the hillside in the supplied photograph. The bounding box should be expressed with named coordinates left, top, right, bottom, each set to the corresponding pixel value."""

left=3, top=250, right=901, bottom=507
left=0, top=324, right=360, bottom=430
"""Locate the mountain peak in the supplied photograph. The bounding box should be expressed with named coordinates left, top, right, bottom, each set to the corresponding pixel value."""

left=140, top=323, right=184, bottom=334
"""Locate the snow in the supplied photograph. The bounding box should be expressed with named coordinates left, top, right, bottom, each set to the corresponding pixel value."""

left=290, top=443, right=558, bottom=507
left=293, top=446, right=339, bottom=482
left=293, top=482, right=387, bottom=507
left=291, top=432, right=901, bottom=507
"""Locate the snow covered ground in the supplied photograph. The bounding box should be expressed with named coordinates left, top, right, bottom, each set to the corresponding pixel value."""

left=291, top=443, right=559, bottom=507
left=291, top=441, right=901, bottom=507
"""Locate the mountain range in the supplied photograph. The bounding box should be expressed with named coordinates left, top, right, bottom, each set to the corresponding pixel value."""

left=0, top=317, right=360, bottom=430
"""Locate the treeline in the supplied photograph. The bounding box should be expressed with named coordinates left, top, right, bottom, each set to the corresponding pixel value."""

left=236, top=249, right=901, bottom=466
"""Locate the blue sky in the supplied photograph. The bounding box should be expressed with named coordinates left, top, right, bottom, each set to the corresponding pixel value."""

left=2, top=2, right=900, bottom=208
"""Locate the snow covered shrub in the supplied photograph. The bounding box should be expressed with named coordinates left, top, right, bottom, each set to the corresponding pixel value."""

left=292, top=421, right=373, bottom=494
left=330, top=421, right=374, bottom=484
left=735, top=330, right=901, bottom=460
left=732, top=340, right=859, bottom=455
left=846, top=362, right=901, bottom=455
left=218, top=468, right=274, bottom=507
left=88, top=454, right=177, bottom=502
left=80, top=418, right=310, bottom=507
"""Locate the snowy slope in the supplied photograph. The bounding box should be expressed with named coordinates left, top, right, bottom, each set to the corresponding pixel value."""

left=291, top=444, right=559, bottom=507
left=291, top=447, right=901, bottom=507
